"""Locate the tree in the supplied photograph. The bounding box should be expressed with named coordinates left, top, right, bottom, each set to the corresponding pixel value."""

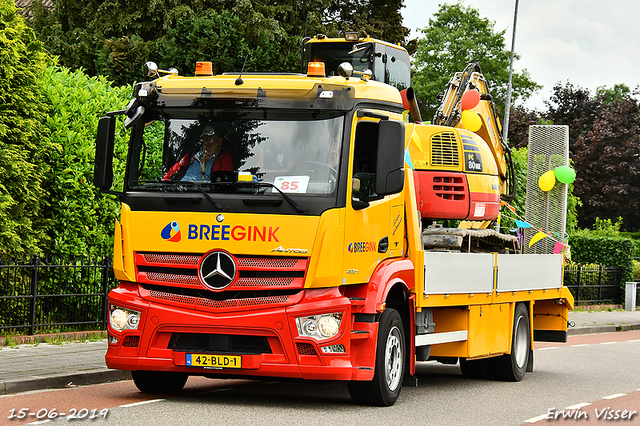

left=158, top=7, right=299, bottom=77
left=596, top=83, right=631, bottom=105
left=571, top=96, right=640, bottom=230
left=507, top=104, right=541, bottom=148
left=28, top=0, right=411, bottom=86
left=544, top=82, right=601, bottom=155
left=412, top=2, right=540, bottom=120
left=324, top=0, right=409, bottom=44
left=0, top=0, right=55, bottom=255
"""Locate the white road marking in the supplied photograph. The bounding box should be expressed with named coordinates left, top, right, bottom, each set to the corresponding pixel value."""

left=602, top=393, right=626, bottom=399
left=118, top=398, right=166, bottom=408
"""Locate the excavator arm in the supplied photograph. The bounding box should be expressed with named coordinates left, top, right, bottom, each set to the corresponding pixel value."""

left=433, top=63, right=516, bottom=201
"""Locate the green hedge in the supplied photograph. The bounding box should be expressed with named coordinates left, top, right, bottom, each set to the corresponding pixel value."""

left=569, top=234, right=634, bottom=285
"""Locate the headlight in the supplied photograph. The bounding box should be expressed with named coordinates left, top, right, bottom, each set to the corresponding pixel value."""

left=295, top=312, right=343, bottom=340
left=109, top=305, right=141, bottom=332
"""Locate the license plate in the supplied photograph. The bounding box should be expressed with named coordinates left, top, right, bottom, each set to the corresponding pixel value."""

left=185, top=353, right=242, bottom=369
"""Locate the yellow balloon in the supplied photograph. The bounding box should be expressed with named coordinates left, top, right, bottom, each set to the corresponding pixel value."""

left=538, top=170, right=556, bottom=192
left=461, top=110, right=482, bottom=132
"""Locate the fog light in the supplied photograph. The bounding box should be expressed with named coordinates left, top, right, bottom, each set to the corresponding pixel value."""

left=321, top=344, right=345, bottom=354
left=109, top=305, right=141, bottom=332
left=295, top=312, right=343, bottom=340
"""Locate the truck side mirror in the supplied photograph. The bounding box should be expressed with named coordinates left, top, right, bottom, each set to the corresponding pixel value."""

left=94, top=116, right=116, bottom=190
left=375, top=120, right=404, bottom=196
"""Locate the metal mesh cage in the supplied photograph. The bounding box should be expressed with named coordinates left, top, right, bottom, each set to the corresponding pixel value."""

left=524, top=125, right=569, bottom=254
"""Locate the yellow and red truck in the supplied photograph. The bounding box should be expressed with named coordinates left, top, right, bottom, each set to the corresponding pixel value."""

left=94, top=34, right=573, bottom=406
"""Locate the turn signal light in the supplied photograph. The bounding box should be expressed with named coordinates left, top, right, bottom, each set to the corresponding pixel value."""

left=195, top=61, right=213, bottom=76
left=307, top=62, right=326, bottom=77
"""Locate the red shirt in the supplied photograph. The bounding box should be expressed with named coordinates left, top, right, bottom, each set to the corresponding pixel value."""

left=163, top=151, right=233, bottom=181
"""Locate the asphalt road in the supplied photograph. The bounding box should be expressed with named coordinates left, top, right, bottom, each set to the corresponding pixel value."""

left=2, top=330, right=639, bottom=426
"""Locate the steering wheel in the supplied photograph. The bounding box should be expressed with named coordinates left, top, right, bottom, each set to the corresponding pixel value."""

left=293, top=161, right=337, bottom=178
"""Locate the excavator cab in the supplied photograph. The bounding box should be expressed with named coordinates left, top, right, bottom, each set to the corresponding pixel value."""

left=303, top=33, right=411, bottom=90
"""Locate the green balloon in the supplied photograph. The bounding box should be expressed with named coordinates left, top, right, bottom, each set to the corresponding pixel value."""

left=554, top=165, right=576, bottom=184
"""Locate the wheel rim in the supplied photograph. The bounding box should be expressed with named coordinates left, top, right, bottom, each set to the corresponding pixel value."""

left=385, top=325, right=403, bottom=391
left=513, top=316, right=528, bottom=368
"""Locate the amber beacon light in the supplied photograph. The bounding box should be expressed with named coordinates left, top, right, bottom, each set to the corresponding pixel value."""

left=307, top=62, right=326, bottom=77
left=195, top=61, right=213, bottom=76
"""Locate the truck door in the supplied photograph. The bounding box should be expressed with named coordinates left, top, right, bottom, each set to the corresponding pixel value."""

left=343, top=117, right=404, bottom=284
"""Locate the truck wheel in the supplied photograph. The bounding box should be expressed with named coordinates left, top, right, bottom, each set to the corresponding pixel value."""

left=493, top=303, right=530, bottom=381
left=132, top=370, right=188, bottom=393
left=348, top=308, right=405, bottom=406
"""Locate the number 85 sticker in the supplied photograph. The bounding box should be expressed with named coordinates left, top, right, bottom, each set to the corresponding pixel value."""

left=273, top=176, right=310, bottom=193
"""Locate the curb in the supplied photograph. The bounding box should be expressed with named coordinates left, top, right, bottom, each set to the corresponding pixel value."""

left=568, top=323, right=640, bottom=336
left=1, top=369, right=131, bottom=395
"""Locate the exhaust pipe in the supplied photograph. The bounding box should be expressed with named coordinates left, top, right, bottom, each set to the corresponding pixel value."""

left=406, top=87, right=422, bottom=123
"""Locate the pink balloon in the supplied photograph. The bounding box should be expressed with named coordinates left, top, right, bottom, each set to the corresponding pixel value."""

left=461, top=90, right=480, bottom=110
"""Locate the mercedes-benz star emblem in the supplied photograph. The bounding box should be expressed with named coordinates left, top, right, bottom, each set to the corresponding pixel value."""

left=199, top=251, right=236, bottom=290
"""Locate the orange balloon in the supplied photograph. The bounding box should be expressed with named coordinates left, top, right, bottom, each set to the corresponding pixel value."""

left=461, top=90, right=480, bottom=110
left=461, top=110, right=482, bottom=132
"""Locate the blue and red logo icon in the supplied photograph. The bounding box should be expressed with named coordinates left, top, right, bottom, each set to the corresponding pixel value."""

left=161, top=221, right=182, bottom=242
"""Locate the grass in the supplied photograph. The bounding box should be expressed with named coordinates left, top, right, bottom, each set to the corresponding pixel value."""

left=0, top=330, right=107, bottom=347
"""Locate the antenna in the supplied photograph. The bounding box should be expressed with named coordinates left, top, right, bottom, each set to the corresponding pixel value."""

left=235, top=54, right=250, bottom=86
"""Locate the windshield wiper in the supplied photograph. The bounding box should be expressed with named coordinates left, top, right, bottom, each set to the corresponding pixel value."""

left=254, top=182, right=308, bottom=214
left=190, top=183, right=228, bottom=212
left=198, top=181, right=307, bottom=214
left=159, top=181, right=227, bottom=211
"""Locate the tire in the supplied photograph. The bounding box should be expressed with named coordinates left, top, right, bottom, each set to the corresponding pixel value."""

left=493, top=303, right=530, bottom=381
left=348, top=308, right=405, bottom=406
left=132, top=370, right=188, bottom=394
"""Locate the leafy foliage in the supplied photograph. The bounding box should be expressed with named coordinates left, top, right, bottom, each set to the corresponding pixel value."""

left=412, top=2, right=541, bottom=119
left=41, top=67, right=131, bottom=256
left=544, top=82, right=602, bottom=156
left=571, top=96, right=640, bottom=230
left=506, top=105, right=542, bottom=149
left=0, top=0, right=54, bottom=255
left=568, top=232, right=634, bottom=286
left=28, top=0, right=411, bottom=86
left=158, top=8, right=298, bottom=77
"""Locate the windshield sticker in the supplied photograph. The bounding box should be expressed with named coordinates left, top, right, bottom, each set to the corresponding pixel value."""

left=273, top=175, right=310, bottom=193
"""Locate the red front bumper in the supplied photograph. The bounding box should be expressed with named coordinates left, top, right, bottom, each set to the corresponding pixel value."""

left=106, top=283, right=378, bottom=382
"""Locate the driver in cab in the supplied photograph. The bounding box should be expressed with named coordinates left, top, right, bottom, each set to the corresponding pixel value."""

left=163, top=126, right=233, bottom=181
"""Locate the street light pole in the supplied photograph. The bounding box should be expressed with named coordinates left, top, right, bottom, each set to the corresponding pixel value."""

left=502, top=0, right=520, bottom=144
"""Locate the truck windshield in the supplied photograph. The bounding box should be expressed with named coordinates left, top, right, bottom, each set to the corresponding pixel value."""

left=129, top=109, right=344, bottom=197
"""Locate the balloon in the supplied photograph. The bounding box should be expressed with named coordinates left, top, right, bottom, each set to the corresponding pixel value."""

left=461, top=90, right=480, bottom=110
left=461, top=110, right=482, bottom=132
left=554, top=165, right=576, bottom=184
left=538, top=170, right=556, bottom=192
left=400, top=89, right=410, bottom=110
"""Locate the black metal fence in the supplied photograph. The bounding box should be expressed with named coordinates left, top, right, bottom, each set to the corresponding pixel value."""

left=0, top=255, right=629, bottom=335
left=0, top=255, right=116, bottom=335
left=564, top=264, right=623, bottom=305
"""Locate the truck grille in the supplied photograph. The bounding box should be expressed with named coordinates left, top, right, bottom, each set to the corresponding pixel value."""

left=134, top=251, right=308, bottom=312
left=431, top=132, right=459, bottom=166
left=136, top=252, right=308, bottom=290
